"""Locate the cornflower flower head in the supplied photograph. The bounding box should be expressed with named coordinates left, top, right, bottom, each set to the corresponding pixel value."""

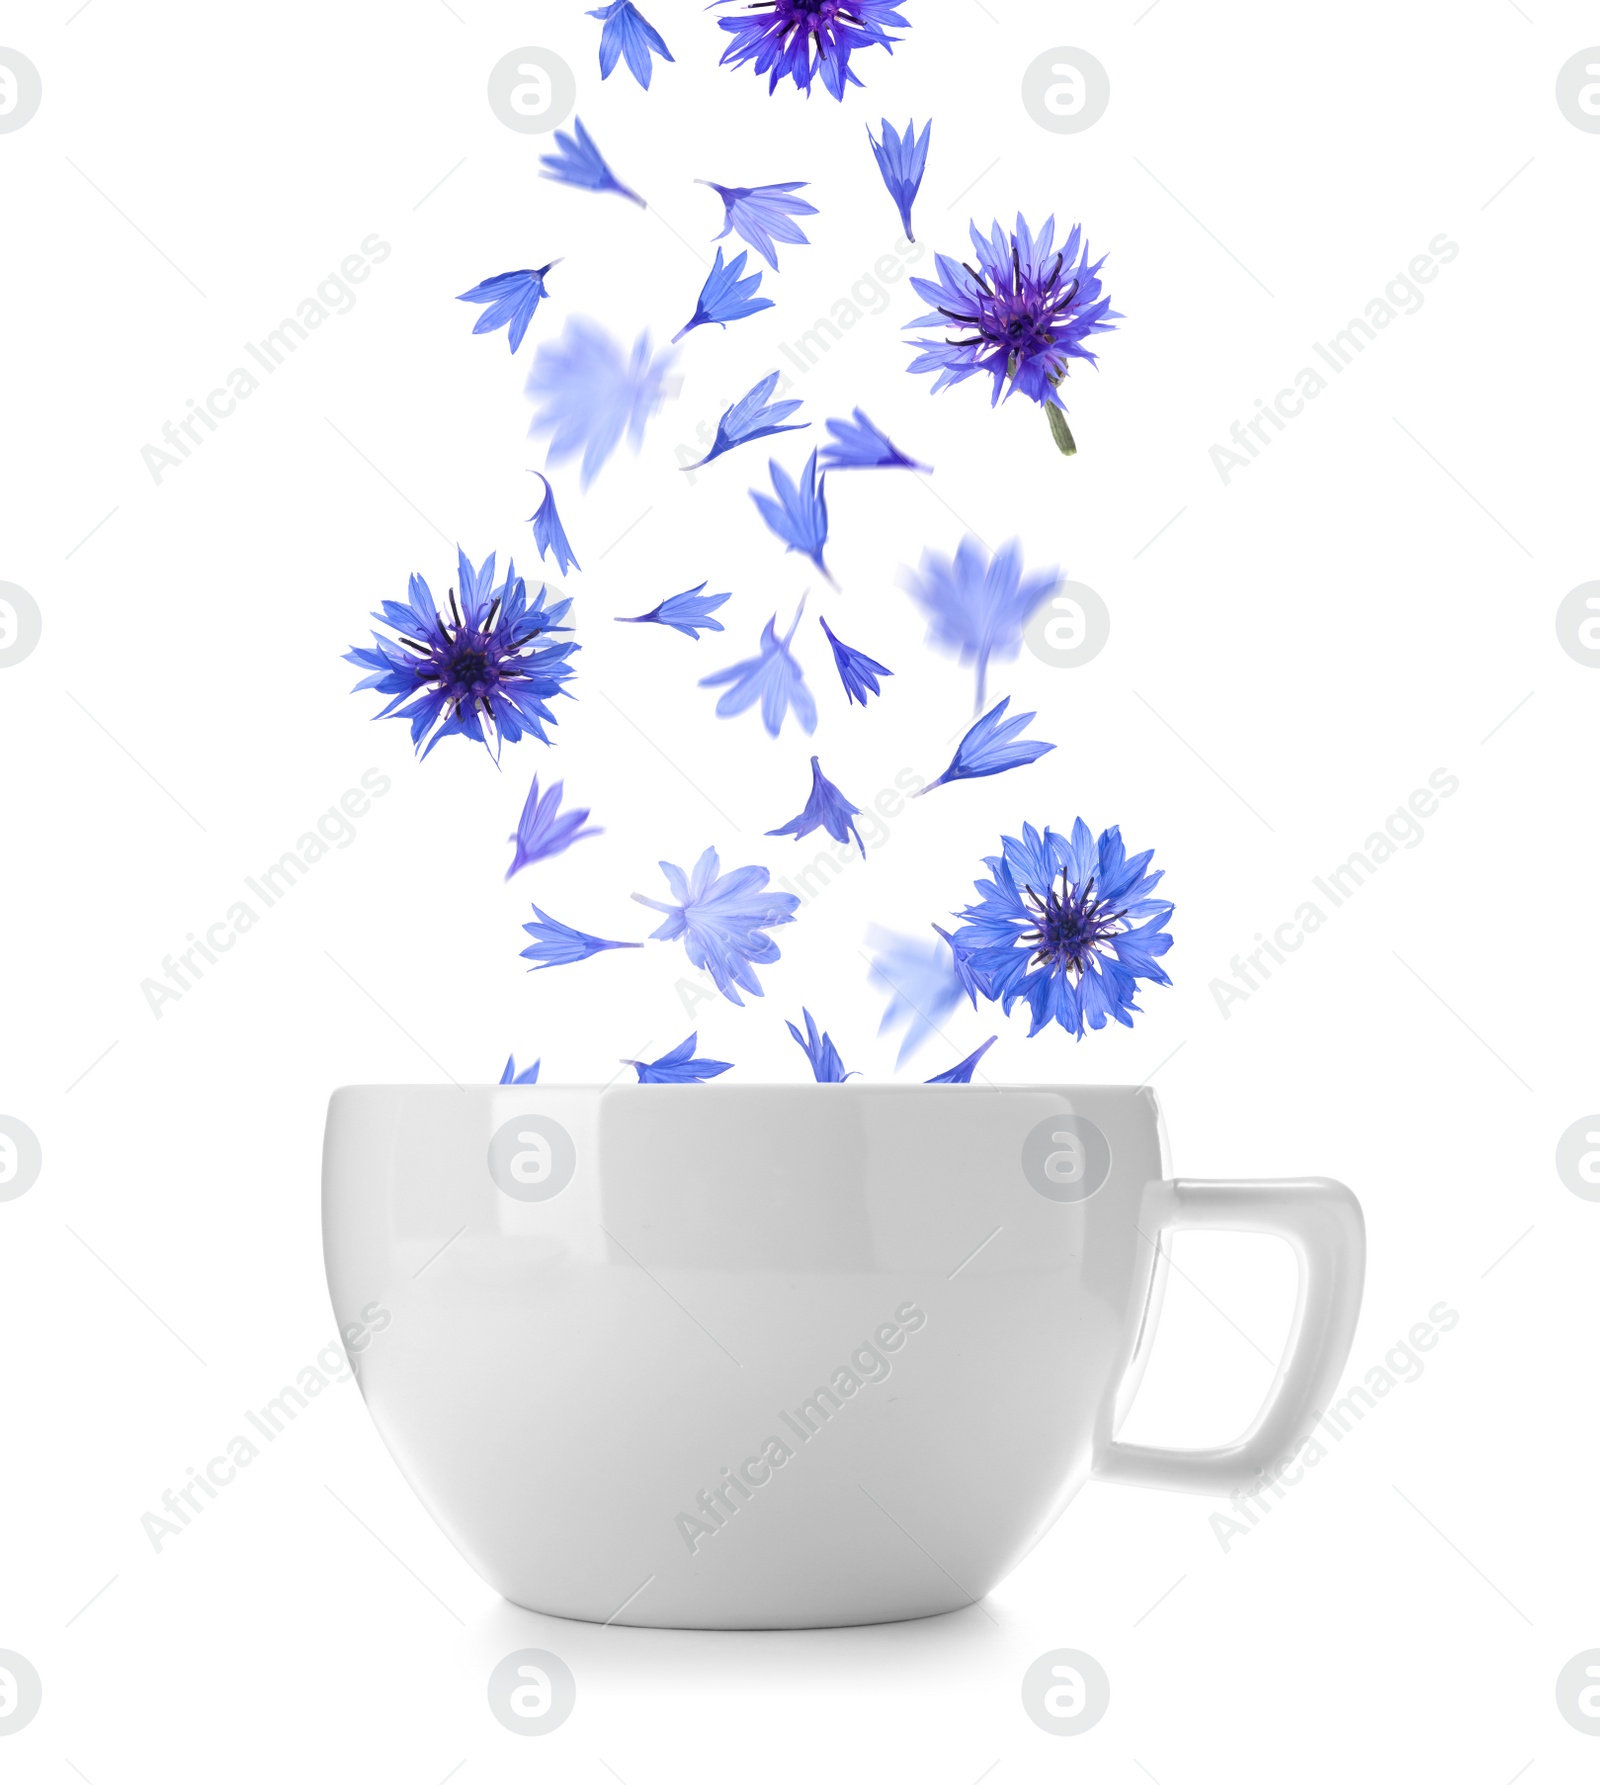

left=345, top=549, right=577, bottom=758
left=905, top=214, right=1118, bottom=455
left=950, top=819, right=1174, bottom=1038
left=713, top=0, right=910, bottom=100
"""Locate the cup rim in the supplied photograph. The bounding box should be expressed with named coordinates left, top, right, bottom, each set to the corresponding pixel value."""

left=329, top=1082, right=1161, bottom=1096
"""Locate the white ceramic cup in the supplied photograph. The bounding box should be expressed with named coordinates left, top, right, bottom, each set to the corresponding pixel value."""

left=322, top=1083, right=1364, bottom=1629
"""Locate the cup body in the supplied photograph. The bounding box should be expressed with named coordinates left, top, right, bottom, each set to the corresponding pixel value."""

left=322, top=1083, right=1174, bottom=1629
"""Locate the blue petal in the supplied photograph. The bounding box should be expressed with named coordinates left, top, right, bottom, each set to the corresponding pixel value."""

left=699, top=600, right=817, bottom=737
left=685, top=371, right=808, bottom=469
left=864, top=924, right=965, bottom=1066
left=818, top=615, right=892, bottom=706
left=766, top=756, right=864, bottom=856
left=901, top=535, right=1060, bottom=711
left=539, top=115, right=645, bottom=206
left=750, top=450, right=833, bottom=586
left=457, top=265, right=556, bottom=352
left=519, top=905, right=641, bottom=969
left=589, top=1, right=673, bottom=89
left=506, top=775, right=602, bottom=878
left=625, top=1032, right=733, bottom=1082
left=698, top=180, right=817, bottom=270
left=632, top=847, right=801, bottom=1005
left=920, top=696, right=1055, bottom=793
left=818, top=407, right=930, bottom=472
left=868, top=117, right=931, bottom=240
left=527, top=320, right=677, bottom=488
left=925, top=1035, right=996, bottom=1084
left=617, top=582, right=731, bottom=639
left=786, top=1008, right=855, bottom=1082
left=674, top=246, right=774, bottom=342
left=527, top=471, right=580, bottom=574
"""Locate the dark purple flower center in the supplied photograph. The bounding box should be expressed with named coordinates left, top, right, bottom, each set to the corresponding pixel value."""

left=442, top=644, right=490, bottom=691
left=1021, top=872, right=1124, bottom=978
left=408, top=586, right=559, bottom=719
left=760, top=0, right=848, bottom=44
left=940, top=247, right=1081, bottom=375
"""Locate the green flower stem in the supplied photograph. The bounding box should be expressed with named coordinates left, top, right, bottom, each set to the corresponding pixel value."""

left=1046, top=403, right=1077, bottom=457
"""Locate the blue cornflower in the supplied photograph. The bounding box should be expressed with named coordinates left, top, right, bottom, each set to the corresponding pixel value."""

left=506, top=776, right=601, bottom=879
left=699, top=180, right=817, bottom=270
left=818, top=408, right=930, bottom=472
left=714, top=0, right=909, bottom=100
left=345, top=549, right=578, bottom=758
left=624, top=1033, right=733, bottom=1084
left=864, top=924, right=966, bottom=1065
left=527, top=319, right=677, bottom=488
left=767, top=756, right=864, bottom=857
left=633, top=847, right=801, bottom=1005
left=617, top=582, right=731, bottom=639
left=751, top=450, right=832, bottom=584
left=906, top=214, right=1118, bottom=455
left=951, top=820, right=1174, bottom=1038
left=925, top=1035, right=996, bottom=1084
left=819, top=615, right=892, bottom=707
left=787, top=1009, right=855, bottom=1082
left=673, top=247, right=773, bottom=343
left=457, top=264, right=558, bottom=353
left=699, top=599, right=816, bottom=737
left=500, top=1055, right=541, bottom=1084
left=919, top=696, right=1055, bottom=795
left=520, top=906, right=642, bottom=970
left=527, top=471, right=579, bottom=574
left=902, top=535, right=1059, bottom=711
left=539, top=116, right=644, bottom=206
left=867, top=117, right=930, bottom=240
left=589, top=1, right=673, bottom=87
left=684, top=371, right=806, bottom=470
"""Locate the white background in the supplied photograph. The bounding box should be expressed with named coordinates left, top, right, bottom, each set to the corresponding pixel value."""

left=2, top=0, right=1596, bottom=1777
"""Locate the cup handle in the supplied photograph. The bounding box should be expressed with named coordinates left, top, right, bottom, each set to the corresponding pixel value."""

left=1094, top=1176, right=1365, bottom=1497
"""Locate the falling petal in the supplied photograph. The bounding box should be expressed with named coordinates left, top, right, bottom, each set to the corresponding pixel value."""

left=624, top=1033, right=734, bottom=1083
left=699, top=599, right=817, bottom=738
left=632, top=846, right=800, bottom=1005
left=786, top=1008, right=855, bottom=1082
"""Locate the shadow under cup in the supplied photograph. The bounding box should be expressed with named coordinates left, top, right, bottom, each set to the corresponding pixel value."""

left=322, top=1083, right=1352, bottom=1630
